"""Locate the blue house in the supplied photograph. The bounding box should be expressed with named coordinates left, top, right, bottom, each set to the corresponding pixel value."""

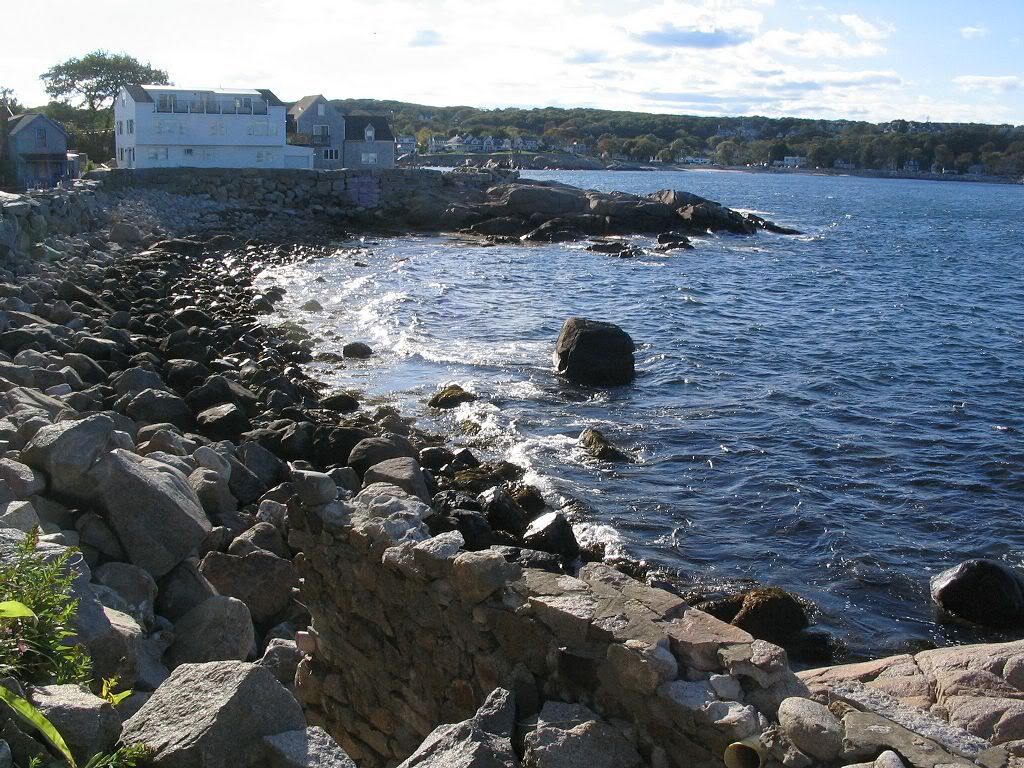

left=287, top=95, right=346, bottom=170
left=4, top=114, right=72, bottom=189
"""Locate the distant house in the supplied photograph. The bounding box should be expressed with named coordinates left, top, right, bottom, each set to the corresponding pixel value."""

left=4, top=113, right=74, bottom=189
left=113, top=84, right=313, bottom=169
left=427, top=135, right=449, bottom=153
left=287, top=95, right=346, bottom=169
left=780, top=156, right=807, bottom=168
left=902, top=159, right=920, bottom=172
left=343, top=116, right=395, bottom=169
left=565, top=142, right=588, bottom=155
left=681, top=156, right=711, bottom=165
left=833, top=159, right=857, bottom=170
left=395, top=135, right=417, bottom=156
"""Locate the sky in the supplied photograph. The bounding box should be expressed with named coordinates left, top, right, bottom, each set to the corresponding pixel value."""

left=4, top=0, right=1024, bottom=124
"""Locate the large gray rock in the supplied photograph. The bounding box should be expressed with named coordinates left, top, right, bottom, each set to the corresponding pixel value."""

left=930, top=559, right=1024, bottom=627
left=523, top=700, right=643, bottom=768
left=94, top=562, right=159, bottom=629
left=502, top=184, right=587, bottom=216
left=90, top=449, right=212, bottom=578
left=0, top=458, right=45, bottom=497
left=256, top=638, right=301, bottom=691
left=199, top=550, right=298, bottom=625
left=28, top=684, right=121, bottom=766
left=21, top=414, right=118, bottom=500
left=120, top=661, right=306, bottom=768
left=164, top=595, right=255, bottom=667
left=777, top=696, right=842, bottom=761
left=263, top=727, right=356, bottom=768
left=290, top=469, right=337, bottom=507
left=363, top=457, right=431, bottom=503
left=347, top=434, right=418, bottom=476
left=126, top=388, right=193, bottom=429
left=552, top=318, right=635, bottom=386
left=397, top=687, right=518, bottom=768
left=155, top=559, right=216, bottom=621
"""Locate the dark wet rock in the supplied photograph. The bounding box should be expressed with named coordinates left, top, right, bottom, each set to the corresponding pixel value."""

left=120, top=661, right=305, bottom=767
left=126, top=388, right=193, bottom=429
left=478, top=486, right=529, bottom=538
left=522, top=218, right=586, bottom=243
left=348, top=434, right=418, bottom=475
left=701, top=586, right=810, bottom=645
left=432, top=490, right=482, bottom=514
left=655, top=231, right=694, bottom=252
left=493, top=545, right=564, bottom=574
left=501, top=184, right=588, bottom=216
left=174, top=306, right=216, bottom=327
left=419, top=446, right=455, bottom=472
left=506, top=483, right=547, bottom=516
left=185, top=375, right=259, bottom=415
left=196, top=403, right=251, bottom=442
left=930, top=559, right=1024, bottom=627
left=521, top=511, right=580, bottom=560
left=426, top=509, right=496, bottom=551
left=427, top=384, right=477, bottom=409
left=451, top=448, right=480, bottom=470
left=451, top=461, right=524, bottom=494
left=320, top=391, right=359, bottom=413
left=342, top=342, right=372, bottom=359
left=553, top=317, right=635, bottom=386
left=579, top=427, right=628, bottom=461
left=300, top=299, right=324, bottom=312
left=468, top=217, right=527, bottom=237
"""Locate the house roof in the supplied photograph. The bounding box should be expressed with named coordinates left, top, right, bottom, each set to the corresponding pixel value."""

left=6, top=113, right=67, bottom=138
left=124, top=84, right=153, bottom=103
left=124, top=85, right=286, bottom=105
left=344, top=115, right=394, bottom=141
left=288, top=94, right=326, bottom=117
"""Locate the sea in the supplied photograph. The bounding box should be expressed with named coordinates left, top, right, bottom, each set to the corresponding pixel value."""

left=256, top=168, right=1024, bottom=661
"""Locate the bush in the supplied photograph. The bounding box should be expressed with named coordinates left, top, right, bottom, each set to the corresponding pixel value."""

left=0, top=530, right=91, bottom=685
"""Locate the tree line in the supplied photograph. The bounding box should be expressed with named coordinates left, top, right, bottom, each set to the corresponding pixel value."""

left=336, top=98, right=1024, bottom=176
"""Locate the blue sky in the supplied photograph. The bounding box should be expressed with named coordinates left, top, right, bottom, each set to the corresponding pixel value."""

left=4, top=0, right=1023, bottom=123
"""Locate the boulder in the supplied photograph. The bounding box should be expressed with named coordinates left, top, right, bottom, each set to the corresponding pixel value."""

left=523, top=700, right=643, bottom=768
left=0, top=458, right=46, bottom=497
left=155, top=560, right=216, bottom=621
left=94, top=562, right=158, bottom=629
left=196, top=403, right=251, bottom=441
left=396, top=687, right=517, bottom=768
left=363, top=457, right=431, bottom=504
left=502, top=184, right=587, bottom=216
left=320, top=392, right=359, bottom=413
left=199, top=550, right=299, bottom=625
left=777, top=696, right=842, bottom=761
left=28, top=684, right=122, bottom=766
left=578, top=428, right=628, bottom=461
left=427, top=384, right=477, bottom=409
left=120, top=661, right=306, bottom=768
left=263, top=727, right=356, bottom=768
left=256, top=638, right=302, bottom=691
left=90, top=449, right=212, bottom=578
left=522, top=511, right=580, bottom=560
left=347, top=434, right=418, bottom=476
left=126, top=388, right=193, bottom=429
left=229, top=522, right=288, bottom=559
left=165, top=596, right=255, bottom=667
left=22, top=414, right=117, bottom=501
left=290, top=469, right=337, bottom=507
left=108, top=221, right=144, bottom=244
left=553, top=317, right=635, bottom=386
left=930, top=559, right=1024, bottom=627
left=342, top=342, right=372, bottom=359
left=478, top=487, right=528, bottom=537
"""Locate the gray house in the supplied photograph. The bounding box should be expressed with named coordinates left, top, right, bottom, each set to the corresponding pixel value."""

left=4, top=114, right=71, bottom=189
left=343, top=116, right=395, bottom=170
left=287, top=95, right=346, bottom=169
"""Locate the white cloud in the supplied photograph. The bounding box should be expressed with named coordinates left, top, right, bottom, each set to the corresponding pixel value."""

left=960, top=25, right=989, bottom=40
left=839, top=14, right=892, bottom=41
left=953, top=74, right=1023, bottom=92
left=760, top=29, right=885, bottom=58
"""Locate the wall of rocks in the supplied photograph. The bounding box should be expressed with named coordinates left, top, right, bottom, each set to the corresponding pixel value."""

left=91, top=167, right=450, bottom=212
left=289, top=484, right=810, bottom=768
left=0, top=184, right=106, bottom=265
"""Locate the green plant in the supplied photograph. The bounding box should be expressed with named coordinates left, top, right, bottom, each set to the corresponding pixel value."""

left=0, top=531, right=90, bottom=685
left=83, top=744, right=152, bottom=768
left=99, top=677, right=131, bottom=707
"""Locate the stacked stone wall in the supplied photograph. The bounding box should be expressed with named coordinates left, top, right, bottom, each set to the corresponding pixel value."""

left=289, top=494, right=808, bottom=768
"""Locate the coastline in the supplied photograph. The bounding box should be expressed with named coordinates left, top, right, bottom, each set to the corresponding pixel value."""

left=1, top=174, right=1022, bottom=768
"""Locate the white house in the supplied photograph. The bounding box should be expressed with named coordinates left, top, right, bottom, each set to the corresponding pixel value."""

left=113, top=84, right=313, bottom=169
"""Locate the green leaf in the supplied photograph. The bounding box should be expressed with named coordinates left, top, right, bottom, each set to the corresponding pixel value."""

left=0, top=684, right=78, bottom=768
left=0, top=600, right=36, bottom=619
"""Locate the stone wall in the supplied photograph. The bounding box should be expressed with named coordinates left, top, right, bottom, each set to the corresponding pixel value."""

left=90, top=167, right=448, bottom=212
left=0, top=183, right=105, bottom=265
left=289, top=484, right=809, bottom=768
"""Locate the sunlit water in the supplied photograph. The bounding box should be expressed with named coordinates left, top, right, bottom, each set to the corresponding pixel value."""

left=256, top=169, right=1024, bottom=660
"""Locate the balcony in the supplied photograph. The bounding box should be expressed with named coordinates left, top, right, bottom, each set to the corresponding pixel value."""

left=155, top=98, right=269, bottom=115
left=288, top=133, right=331, bottom=147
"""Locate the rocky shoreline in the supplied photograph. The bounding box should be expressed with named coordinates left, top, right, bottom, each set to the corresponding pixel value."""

left=0, top=175, right=1021, bottom=768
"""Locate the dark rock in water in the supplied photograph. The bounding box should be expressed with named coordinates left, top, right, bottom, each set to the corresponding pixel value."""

left=427, top=509, right=495, bottom=551
left=300, top=299, right=324, bottom=312
left=521, top=218, right=585, bottom=243
left=451, top=448, right=480, bottom=470
left=478, top=487, right=529, bottom=538
left=553, top=317, right=635, bottom=386
left=579, top=428, right=628, bottom=461
left=522, top=511, right=580, bottom=560
left=506, top=483, right=546, bottom=515
left=501, top=184, right=588, bottom=216
left=419, top=446, right=455, bottom=472
left=320, top=391, right=359, bottom=413
left=655, top=231, right=694, bottom=252
left=587, top=240, right=632, bottom=254
left=342, top=342, right=372, bottom=359
left=432, top=490, right=482, bottom=514
left=451, top=461, right=524, bottom=494
left=174, top=307, right=217, bottom=328
left=468, top=217, right=527, bottom=237
left=930, top=559, right=1024, bottom=627
left=428, top=384, right=477, bottom=409
left=701, top=586, right=810, bottom=645
left=493, top=545, right=563, bottom=574
left=153, top=238, right=205, bottom=256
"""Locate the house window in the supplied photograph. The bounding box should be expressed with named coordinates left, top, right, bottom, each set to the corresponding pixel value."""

left=119, top=148, right=124, bottom=161
left=323, top=149, right=339, bottom=160
left=361, top=152, right=378, bottom=165
left=130, top=148, right=135, bottom=163
left=117, top=120, right=124, bottom=135
left=248, top=120, right=270, bottom=137
left=209, top=121, right=225, bottom=135
left=147, top=147, right=169, bottom=161
left=317, top=103, right=325, bottom=116
left=127, top=119, right=134, bottom=135
left=157, top=93, right=176, bottom=112
left=36, top=128, right=47, bottom=148
left=364, top=125, right=375, bottom=142
left=184, top=148, right=194, bottom=156
left=256, top=150, right=273, bottom=163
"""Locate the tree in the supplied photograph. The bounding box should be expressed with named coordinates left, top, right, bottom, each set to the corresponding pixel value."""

left=41, top=50, right=169, bottom=128
left=0, top=87, right=22, bottom=181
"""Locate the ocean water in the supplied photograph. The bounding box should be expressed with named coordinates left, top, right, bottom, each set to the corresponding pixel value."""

left=257, top=169, right=1024, bottom=660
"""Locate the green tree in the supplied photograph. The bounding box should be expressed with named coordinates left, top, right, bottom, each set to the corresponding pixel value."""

left=714, top=139, right=741, bottom=165
left=41, top=50, right=169, bottom=129
left=0, top=87, right=22, bottom=184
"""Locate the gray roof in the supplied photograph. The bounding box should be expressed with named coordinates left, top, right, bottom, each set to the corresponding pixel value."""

left=124, top=84, right=154, bottom=103
left=257, top=89, right=286, bottom=107
left=344, top=115, right=394, bottom=141
left=6, top=113, right=67, bottom=138
left=288, top=94, right=325, bottom=117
